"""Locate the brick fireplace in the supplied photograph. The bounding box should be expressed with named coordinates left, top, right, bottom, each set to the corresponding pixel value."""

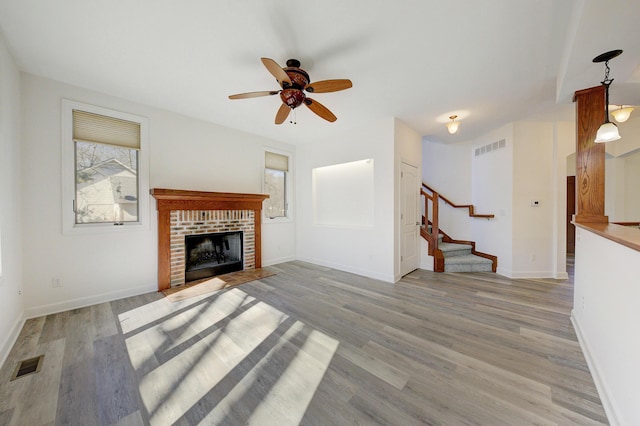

left=151, top=188, right=269, bottom=291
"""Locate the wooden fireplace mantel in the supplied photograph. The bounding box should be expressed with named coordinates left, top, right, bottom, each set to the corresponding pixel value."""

left=151, top=188, right=269, bottom=211
left=151, top=188, right=269, bottom=291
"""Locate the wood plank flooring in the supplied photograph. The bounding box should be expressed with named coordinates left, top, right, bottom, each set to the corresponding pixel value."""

left=0, top=259, right=608, bottom=425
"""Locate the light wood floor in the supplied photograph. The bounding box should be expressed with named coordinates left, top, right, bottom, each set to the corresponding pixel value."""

left=0, top=259, right=608, bottom=425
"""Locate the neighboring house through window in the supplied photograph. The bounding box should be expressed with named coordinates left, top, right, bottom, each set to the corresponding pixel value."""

left=62, top=100, right=149, bottom=233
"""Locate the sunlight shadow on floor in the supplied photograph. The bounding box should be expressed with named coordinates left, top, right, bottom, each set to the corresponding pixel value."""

left=118, top=287, right=338, bottom=425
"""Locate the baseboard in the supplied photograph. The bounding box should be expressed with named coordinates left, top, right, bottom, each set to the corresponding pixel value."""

left=502, top=270, right=559, bottom=279
left=295, top=256, right=395, bottom=283
left=0, top=311, right=26, bottom=368
left=554, top=271, right=569, bottom=280
left=496, top=267, right=512, bottom=277
left=24, top=283, right=156, bottom=319
left=262, top=255, right=296, bottom=267
left=571, top=312, right=618, bottom=425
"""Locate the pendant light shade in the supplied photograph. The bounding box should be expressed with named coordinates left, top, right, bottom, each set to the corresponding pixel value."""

left=446, top=115, right=459, bottom=134
left=611, top=106, right=634, bottom=123
left=592, top=50, right=624, bottom=143
left=595, top=121, right=621, bottom=143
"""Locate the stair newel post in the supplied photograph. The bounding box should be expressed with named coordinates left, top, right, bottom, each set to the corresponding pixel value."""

left=432, top=191, right=439, bottom=251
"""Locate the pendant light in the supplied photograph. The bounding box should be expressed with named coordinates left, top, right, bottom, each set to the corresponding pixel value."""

left=611, top=105, right=634, bottom=123
left=593, top=50, right=623, bottom=143
left=446, top=115, right=459, bottom=134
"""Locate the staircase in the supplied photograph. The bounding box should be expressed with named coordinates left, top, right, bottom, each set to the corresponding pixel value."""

left=437, top=235, right=494, bottom=273
left=421, top=183, right=497, bottom=273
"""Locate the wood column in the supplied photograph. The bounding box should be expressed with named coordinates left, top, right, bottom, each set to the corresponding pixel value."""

left=573, top=85, right=608, bottom=223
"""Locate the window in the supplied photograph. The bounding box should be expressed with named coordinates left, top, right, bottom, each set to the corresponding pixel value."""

left=62, top=100, right=148, bottom=233
left=264, top=150, right=291, bottom=220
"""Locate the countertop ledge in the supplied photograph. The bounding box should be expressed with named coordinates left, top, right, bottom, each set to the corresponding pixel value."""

left=574, top=222, right=640, bottom=253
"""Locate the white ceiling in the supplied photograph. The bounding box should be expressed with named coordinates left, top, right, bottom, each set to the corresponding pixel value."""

left=1, top=0, right=639, bottom=145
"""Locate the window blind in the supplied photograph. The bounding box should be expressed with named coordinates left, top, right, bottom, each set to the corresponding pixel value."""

left=73, top=110, right=140, bottom=149
left=265, top=151, right=288, bottom=171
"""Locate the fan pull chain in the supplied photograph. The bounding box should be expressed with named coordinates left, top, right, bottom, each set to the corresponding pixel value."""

left=289, top=108, right=297, bottom=125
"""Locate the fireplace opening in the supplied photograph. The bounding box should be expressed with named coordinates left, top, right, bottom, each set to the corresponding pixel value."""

left=185, top=231, right=243, bottom=282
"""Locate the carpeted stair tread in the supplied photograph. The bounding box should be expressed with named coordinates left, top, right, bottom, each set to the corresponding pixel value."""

left=438, top=242, right=472, bottom=251
left=444, top=254, right=493, bottom=272
left=444, top=254, right=492, bottom=265
left=438, top=241, right=472, bottom=257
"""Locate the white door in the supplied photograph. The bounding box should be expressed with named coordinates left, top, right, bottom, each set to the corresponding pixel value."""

left=401, top=162, right=419, bottom=276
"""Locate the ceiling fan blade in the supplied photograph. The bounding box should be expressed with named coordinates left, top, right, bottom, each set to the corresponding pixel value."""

left=228, top=90, right=279, bottom=100
left=275, top=103, right=290, bottom=125
left=304, top=98, right=337, bottom=122
left=261, top=58, right=292, bottom=88
left=305, top=79, right=353, bottom=93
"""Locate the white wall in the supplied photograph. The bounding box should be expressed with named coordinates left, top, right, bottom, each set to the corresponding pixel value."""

left=296, top=118, right=396, bottom=282
left=512, top=122, right=555, bottom=277
left=553, top=121, right=575, bottom=279
left=624, top=151, right=640, bottom=220
left=20, top=74, right=295, bottom=317
left=472, top=124, right=514, bottom=276
left=0, top=33, right=24, bottom=365
left=422, top=139, right=473, bottom=240
left=573, top=226, right=640, bottom=425
left=604, top=115, right=640, bottom=222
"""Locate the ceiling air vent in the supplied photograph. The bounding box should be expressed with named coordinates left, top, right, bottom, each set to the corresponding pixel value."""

left=475, top=139, right=506, bottom=157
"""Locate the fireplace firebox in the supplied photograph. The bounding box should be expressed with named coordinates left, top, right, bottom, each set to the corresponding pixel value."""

left=185, top=231, right=243, bottom=282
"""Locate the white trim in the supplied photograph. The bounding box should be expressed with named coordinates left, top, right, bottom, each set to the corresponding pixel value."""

left=295, top=255, right=395, bottom=284
left=263, top=146, right=294, bottom=224
left=262, top=255, right=296, bottom=267
left=61, top=99, right=150, bottom=235
left=0, top=312, right=26, bottom=368
left=507, top=270, right=562, bottom=279
left=24, top=283, right=156, bottom=319
left=571, top=312, right=618, bottom=425
left=554, top=271, right=569, bottom=280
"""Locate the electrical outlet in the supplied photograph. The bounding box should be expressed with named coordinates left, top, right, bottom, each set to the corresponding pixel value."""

left=52, top=277, right=63, bottom=288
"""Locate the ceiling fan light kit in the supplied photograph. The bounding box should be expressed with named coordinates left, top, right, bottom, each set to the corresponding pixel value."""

left=593, top=49, right=623, bottom=143
left=228, top=58, right=352, bottom=124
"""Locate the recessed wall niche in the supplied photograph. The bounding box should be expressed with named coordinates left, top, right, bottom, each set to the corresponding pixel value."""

left=312, top=159, right=374, bottom=228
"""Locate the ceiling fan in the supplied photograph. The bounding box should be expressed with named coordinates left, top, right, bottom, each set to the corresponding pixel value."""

left=228, top=58, right=352, bottom=124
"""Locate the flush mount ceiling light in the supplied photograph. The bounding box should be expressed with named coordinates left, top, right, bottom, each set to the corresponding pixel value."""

left=446, top=115, right=459, bottom=134
left=610, top=105, right=634, bottom=122
left=593, top=50, right=623, bottom=143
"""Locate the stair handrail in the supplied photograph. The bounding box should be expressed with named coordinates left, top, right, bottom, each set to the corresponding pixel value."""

left=420, top=187, right=439, bottom=253
left=422, top=183, right=495, bottom=219
left=420, top=182, right=497, bottom=273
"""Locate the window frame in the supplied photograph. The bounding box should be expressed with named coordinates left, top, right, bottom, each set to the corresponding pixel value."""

left=61, top=99, right=149, bottom=235
left=263, top=147, right=293, bottom=223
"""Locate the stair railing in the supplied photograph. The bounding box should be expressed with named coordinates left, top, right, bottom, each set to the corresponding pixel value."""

left=422, top=183, right=495, bottom=219
left=421, top=186, right=445, bottom=271
left=420, top=182, right=497, bottom=272
left=420, top=187, right=439, bottom=253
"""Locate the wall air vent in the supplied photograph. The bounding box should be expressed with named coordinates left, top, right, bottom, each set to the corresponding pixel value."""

left=475, top=139, right=506, bottom=157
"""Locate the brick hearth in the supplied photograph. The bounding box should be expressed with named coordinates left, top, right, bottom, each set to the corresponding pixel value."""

left=151, top=189, right=269, bottom=291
